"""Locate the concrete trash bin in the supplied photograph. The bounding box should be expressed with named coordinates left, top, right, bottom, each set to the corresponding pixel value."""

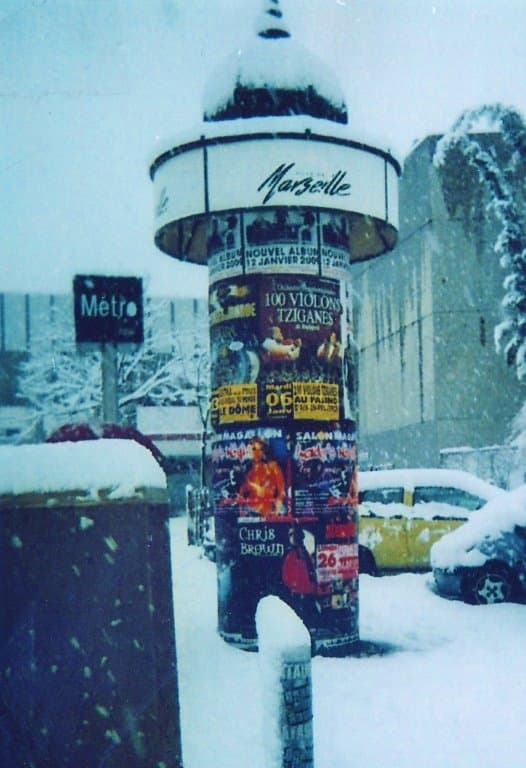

left=0, top=440, right=182, bottom=768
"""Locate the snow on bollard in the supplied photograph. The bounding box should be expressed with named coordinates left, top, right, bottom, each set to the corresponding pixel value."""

left=256, top=596, right=314, bottom=768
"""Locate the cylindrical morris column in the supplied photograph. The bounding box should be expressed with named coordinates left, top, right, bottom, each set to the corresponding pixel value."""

left=150, top=8, right=400, bottom=655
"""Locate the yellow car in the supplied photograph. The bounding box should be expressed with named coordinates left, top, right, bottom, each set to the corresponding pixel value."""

left=358, top=468, right=503, bottom=574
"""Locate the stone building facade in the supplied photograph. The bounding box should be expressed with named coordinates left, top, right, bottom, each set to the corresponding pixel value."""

left=351, top=134, right=524, bottom=469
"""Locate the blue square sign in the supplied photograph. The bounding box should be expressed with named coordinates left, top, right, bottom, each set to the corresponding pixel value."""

left=74, top=275, right=144, bottom=344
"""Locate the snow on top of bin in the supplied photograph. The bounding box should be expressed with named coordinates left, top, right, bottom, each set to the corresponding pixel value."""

left=0, top=439, right=166, bottom=500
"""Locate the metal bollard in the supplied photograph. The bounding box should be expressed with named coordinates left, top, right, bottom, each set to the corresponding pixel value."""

left=256, top=596, right=314, bottom=768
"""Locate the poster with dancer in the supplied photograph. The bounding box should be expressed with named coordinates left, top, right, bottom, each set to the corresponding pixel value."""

left=211, top=427, right=292, bottom=520
left=212, top=426, right=292, bottom=647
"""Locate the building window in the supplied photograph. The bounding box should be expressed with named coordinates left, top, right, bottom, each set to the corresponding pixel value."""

left=479, top=316, right=486, bottom=346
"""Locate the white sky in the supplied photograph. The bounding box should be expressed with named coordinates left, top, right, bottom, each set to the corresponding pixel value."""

left=1, top=0, right=526, bottom=297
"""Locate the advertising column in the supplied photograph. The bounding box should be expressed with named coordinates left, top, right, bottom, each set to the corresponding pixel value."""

left=151, top=126, right=400, bottom=656
left=207, top=205, right=359, bottom=655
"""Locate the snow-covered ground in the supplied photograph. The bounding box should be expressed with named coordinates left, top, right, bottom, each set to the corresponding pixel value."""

left=170, top=517, right=526, bottom=768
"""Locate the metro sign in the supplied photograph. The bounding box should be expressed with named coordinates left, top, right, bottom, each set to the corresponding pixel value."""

left=74, top=275, right=143, bottom=344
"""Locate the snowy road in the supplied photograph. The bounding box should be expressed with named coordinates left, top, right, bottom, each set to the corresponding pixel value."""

left=169, top=518, right=526, bottom=768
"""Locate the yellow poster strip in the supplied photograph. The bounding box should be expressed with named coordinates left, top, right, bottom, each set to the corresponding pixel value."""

left=293, top=382, right=339, bottom=420
left=212, top=384, right=258, bottom=425
left=264, top=382, right=293, bottom=418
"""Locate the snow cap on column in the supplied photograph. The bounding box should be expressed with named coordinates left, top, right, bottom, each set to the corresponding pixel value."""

left=203, top=0, right=348, bottom=124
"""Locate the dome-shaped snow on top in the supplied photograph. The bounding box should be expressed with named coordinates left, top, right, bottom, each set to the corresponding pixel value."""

left=203, top=1, right=348, bottom=124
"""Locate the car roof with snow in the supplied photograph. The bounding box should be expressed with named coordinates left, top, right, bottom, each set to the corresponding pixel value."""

left=431, top=484, right=526, bottom=570
left=358, top=468, right=502, bottom=500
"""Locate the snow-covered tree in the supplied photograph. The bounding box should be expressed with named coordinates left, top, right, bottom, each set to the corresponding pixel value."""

left=17, top=297, right=209, bottom=438
left=434, top=104, right=526, bottom=381
left=17, top=312, right=102, bottom=434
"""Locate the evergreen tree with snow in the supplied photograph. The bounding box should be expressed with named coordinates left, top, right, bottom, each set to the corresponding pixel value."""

left=434, top=105, right=526, bottom=461
left=434, top=105, right=526, bottom=382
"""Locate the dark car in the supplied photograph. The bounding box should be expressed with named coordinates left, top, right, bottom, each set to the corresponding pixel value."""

left=431, top=485, right=526, bottom=604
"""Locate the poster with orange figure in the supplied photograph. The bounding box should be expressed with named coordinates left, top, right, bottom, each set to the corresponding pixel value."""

left=211, top=427, right=291, bottom=520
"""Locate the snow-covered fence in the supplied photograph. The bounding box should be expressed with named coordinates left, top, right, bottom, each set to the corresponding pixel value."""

left=440, top=444, right=523, bottom=489
left=256, top=596, right=314, bottom=768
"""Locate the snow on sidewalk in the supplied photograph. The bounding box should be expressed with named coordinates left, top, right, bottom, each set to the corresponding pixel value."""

left=169, top=518, right=526, bottom=768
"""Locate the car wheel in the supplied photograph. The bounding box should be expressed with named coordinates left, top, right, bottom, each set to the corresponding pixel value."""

left=462, top=562, right=515, bottom=605
left=359, top=545, right=377, bottom=576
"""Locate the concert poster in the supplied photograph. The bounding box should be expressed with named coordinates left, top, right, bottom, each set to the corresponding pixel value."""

left=206, top=207, right=353, bottom=284
left=258, top=273, right=344, bottom=421
left=209, top=274, right=346, bottom=426
left=319, top=210, right=352, bottom=280
left=207, top=212, right=243, bottom=282
left=293, top=422, right=358, bottom=517
left=209, top=278, right=260, bottom=426
left=211, top=425, right=359, bottom=652
left=244, top=207, right=319, bottom=276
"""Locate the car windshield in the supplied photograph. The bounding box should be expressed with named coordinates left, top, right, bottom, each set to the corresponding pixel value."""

left=413, top=486, right=484, bottom=511
left=360, top=487, right=404, bottom=504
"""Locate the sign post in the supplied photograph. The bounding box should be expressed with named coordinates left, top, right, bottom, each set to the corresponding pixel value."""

left=73, top=275, right=144, bottom=423
left=101, top=343, right=119, bottom=423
